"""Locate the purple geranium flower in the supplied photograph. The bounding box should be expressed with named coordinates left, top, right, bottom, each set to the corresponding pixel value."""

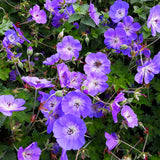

left=61, top=149, right=68, bottom=160
left=12, top=24, right=30, bottom=43
left=0, top=95, right=26, bottom=116
left=88, top=2, right=100, bottom=25
left=57, top=63, right=70, bottom=88
left=135, top=52, right=160, bottom=84
left=121, top=105, right=138, bottom=128
left=57, top=36, right=82, bottom=60
left=89, top=102, right=104, bottom=118
left=5, top=29, right=21, bottom=45
left=29, top=4, right=47, bottom=24
left=22, top=76, right=54, bottom=89
left=82, top=73, right=109, bottom=96
left=104, top=27, right=127, bottom=50
left=44, top=0, right=59, bottom=14
left=52, top=143, right=60, bottom=154
left=109, top=0, right=129, bottom=23
left=9, top=70, right=18, bottom=81
left=52, top=13, right=66, bottom=28
left=17, top=142, right=41, bottom=160
left=53, top=114, right=86, bottom=150
left=67, top=71, right=86, bottom=90
left=147, top=5, right=160, bottom=36
left=73, top=22, right=79, bottom=29
left=105, top=132, right=119, bottom=150
left=41, top=95, right=64, bottom=133
left=61, top=91, right=92, bottom=118
left=111, top=92, right=126, bottom=123
left=84, top=52, right=111, bottom=76
left=117, top=16, right=141, bottom=41
left=65, top=0, right=77, bottom=3
left=43, top=53, right=60, bottom=65
left=2, top=37, right=11, bottom=49
left=52, top=5, right=75, bottom=28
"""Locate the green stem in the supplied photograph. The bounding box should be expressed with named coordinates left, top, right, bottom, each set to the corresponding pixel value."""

left=142, top=133, right=149, bottom=152
left=121, top=140, right=141, bottom=153
left=15, top=63, right=25, bottom=86
left=32, top=89, right=38, bottom=115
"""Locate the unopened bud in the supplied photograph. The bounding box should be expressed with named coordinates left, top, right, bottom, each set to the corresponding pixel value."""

left=18, top=62, right=23, bottom=69
left=55, top=90, right=63, bottom=97
left=57, top=29, right=65, bottom=40
left=85, top=35, right=89, bottom=46
left=16, top=42, right=22, bottom=48
left=120, top=44, right=128, bottom=50
left=27, top=46, right=33, bottom=56
left=59, top=9, right=64, bottom=14
left=34, top=52, right=40, bottom=56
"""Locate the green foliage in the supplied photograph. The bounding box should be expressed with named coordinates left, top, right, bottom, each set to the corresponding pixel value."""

left=68, top=13, right=82, bottom=23
left=81, top=15, right=96, bottom=28
left=1, top=151, right=17, bottom=160
left=108, top=60, right=134, bottom=91
left=0, top=15, right=12, bottom=36
left=0, top=114, right=6, bottom=129
left=0, top=68, right=11, bottom=81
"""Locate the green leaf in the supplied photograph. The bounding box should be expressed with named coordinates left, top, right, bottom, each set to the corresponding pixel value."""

left=0, top=114, right=6, bottom=128
left=0, top=68, right=11, bottom=81
left=73, top=4, right=89, bottom=15
left=81, top=15, right=96, bottom=28
left=68, top=13, right=82, bottom=23
left=12, top=111, right=30, bottom=123
left=0, top=17, right=12, bottom=36
left=2, top=151, right=17, bottom=160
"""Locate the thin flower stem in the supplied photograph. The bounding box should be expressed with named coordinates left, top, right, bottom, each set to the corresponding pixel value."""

left=5, top=0, right=17, bottom=8
left=32, top=89, right=38, bottom=115
left=28, top=55, right=32, bottom=76
left=0, top=151, right=7, bottom=159
left=142, top=133, right=149, bottom=152
left=38, top=41, right=56, bottom=50
left=110, top=151, right=121, bottom=160
left=107, top=91, right=116, bottom=103
left=129, top=139, right=142, bottom=153
left=13, top=143, right=18, bottom=151
left=145, top=36, right=160, bottom=48
left=29, top=110, right=41, bottom=130
left=140, top=52, right=143, bottom=66
left=14, top=63, right=25, bottom=86
left=0, top=7, right=6, bottom=15
left=75, top=149, right=80, bottom=160
left=121, top=140, right=141, bottom=153
left=18, top=20, right=34, bottom=26
left=83, top=139, right=93, bottom=148
left=89, top=94, right=109, bottom=105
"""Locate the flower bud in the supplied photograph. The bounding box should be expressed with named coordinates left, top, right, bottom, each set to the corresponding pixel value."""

left=18, top=62, right=23, bottom=69
left=57, top=28, right=65, bottom=40
left=55, top=90, right=63, bottom=97
left=85, top=35, right=89, bottom=46
left=27, top=46, right=33, bottom=56
left=16, top=42, right=22, bottom=48
left=120, top=44, right=128, bottom=50
left=34, top=52, right=40, bottom=56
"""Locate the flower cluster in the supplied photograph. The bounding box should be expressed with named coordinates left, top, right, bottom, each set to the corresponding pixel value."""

left=3, top=24, right=30, bottom=59
left=111, top=92, right=138, bottom=128
left=2, top=0, right=160, bottom=159
left=82, top=52, right=111, bottom=96
left=104, top=0, right=141, bottom=57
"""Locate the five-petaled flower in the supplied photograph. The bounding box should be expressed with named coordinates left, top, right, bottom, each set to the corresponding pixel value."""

left=53, top=114, right=87, bottom=150
left=0, top=95, right=26, bottom=116
left=17, top=142, right=41, bottom=160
